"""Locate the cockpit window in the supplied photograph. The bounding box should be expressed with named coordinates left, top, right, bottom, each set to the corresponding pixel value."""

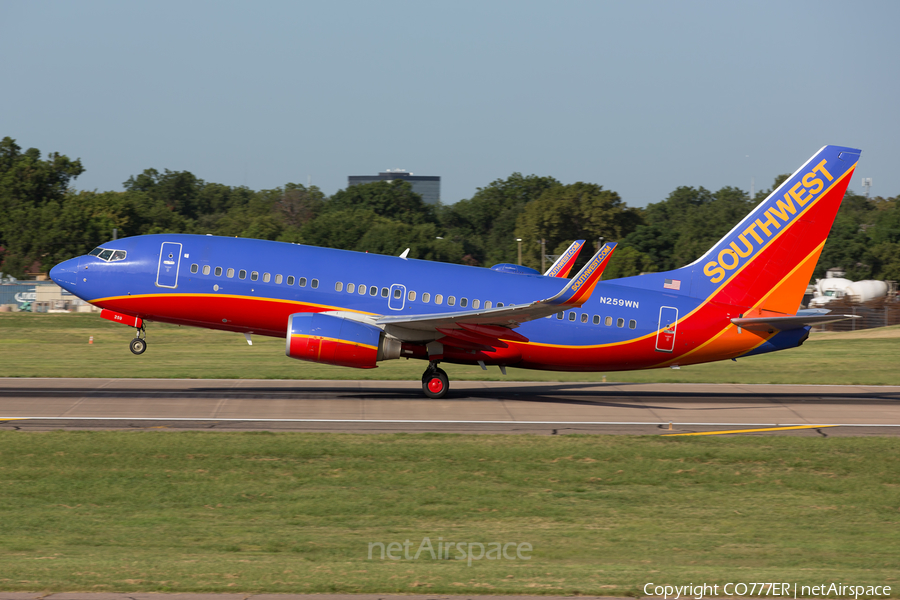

left=89, top=247, right=127, bottom=262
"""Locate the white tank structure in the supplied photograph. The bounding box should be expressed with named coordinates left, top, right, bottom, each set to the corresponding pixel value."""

left=809, top=277, right=852, bottom=307
left=845, top=280, right=889, bottom=303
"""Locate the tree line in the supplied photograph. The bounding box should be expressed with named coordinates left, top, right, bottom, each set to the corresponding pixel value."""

left=2, top=136, right=898, bottom=284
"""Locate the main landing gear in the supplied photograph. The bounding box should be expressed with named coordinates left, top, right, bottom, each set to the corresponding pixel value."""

left=130, top=324, right=147, bottom=355
left=422, top=362, right=449, bottom=399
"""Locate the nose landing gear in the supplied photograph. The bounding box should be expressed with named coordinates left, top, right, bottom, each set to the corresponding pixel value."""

left=130, top=325, right=147, bottom=355
left=422, top=362, right=449, bottom=399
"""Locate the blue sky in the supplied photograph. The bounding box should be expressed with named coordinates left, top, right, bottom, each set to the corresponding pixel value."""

left=2, top=0, right=898, bottom=206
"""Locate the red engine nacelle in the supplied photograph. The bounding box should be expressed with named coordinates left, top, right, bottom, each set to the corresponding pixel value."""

left=285, top=312, right=400, bottom=369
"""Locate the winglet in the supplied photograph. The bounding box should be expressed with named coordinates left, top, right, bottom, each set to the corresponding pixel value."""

left=545, top=242, right=617, bottom=308
left=544, top=240, right=586, bottom=277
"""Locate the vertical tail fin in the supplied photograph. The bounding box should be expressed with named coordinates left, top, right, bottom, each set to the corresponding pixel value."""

left=684, top=145, right=860, bottom=313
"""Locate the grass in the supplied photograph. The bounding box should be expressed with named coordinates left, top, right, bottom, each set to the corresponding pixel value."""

left=2, top=312, right=900, bottom=384
left=0, top=431, right=898, bottom=594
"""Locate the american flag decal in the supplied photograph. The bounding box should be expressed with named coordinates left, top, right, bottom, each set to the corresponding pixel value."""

left=664, top=279, right=681, bottom=290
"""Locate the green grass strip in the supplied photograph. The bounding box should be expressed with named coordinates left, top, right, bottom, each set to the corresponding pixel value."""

left=2, top=312, right=900, bottom=384
left=0, top=431, right=899, bottom=594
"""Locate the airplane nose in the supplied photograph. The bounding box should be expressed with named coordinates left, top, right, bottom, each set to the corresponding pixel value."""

left=50, top=258, right=80, bottom=291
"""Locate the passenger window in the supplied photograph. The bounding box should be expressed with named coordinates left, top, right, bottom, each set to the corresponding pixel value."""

left=617, top=318, right=625, bottom=328
left=239, top=270, right=247, bottom=280
left=286, top=275, right=294, bottom=285
left=98, top=249, right=113, bottom=261
left=448, top=296, right=456, bottom=306
left=435, top=294, right=443, bottom=305
left=484, top=301, right=491, bottom=309
left=472, top=299, right=480, bottom=309
left=422, top=292, right=430, bottom=303
left=335, top=282, right=343, bottom=292
left=359, top=284, right=366, bottom=295
left=226, top=268, right=234, bottom=278
left=581, top=313, right=588, bottom=323
left=497, top=302, right=504, bottom=307
left=408, top=290, right=416, bottom=301
left=203, top=265, right=211, bottom=275
left=460, top=298, right=468, bottom=308
left=215, top=267, right=223, bottom=276
left=568, top=312, right=576, bottom=321
left=275, top=274, right=283, bottom=284
left=393, top=288, right=401, bottom=299
left=111, top=250, right=127, bottom=261
left=191, top=264, right=198, bottom=274
left=347, top=283, right=355, bottom=293
left=299, top=277, right=307, bottom=287
left=593, top=315, right=600, bottom=325
left=251, top=271, right=258, bottom=281
left=311, top=279, right=319, bottom=288
left=263, top=273, right=271, bottom=283
left=629, top=319, right=637, bottom=329
left=369, top=286, right=377, bottom=296
left=605, top=316, right=613, bottom=326
left=381, top=287, right=388, bottom=297
left=557, top=312, right=564, bottom=319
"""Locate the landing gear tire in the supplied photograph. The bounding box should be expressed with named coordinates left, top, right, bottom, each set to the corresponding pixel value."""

left=130, top=337, right=147, bottom=355
left=422, top=366, right=449, bottom=399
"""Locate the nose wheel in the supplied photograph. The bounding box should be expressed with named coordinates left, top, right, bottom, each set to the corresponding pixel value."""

left=130, top=324, right=147, bottom=355
left=422, top=363, right=449, bottom=399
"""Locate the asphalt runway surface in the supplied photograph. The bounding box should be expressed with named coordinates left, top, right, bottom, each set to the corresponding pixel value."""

left=1, top=378, right=899, bottom=436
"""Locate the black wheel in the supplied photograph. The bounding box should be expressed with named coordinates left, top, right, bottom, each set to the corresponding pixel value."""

left=422, top=368, right=449, bottom=399
left=130, top=337, right=147, bottom=355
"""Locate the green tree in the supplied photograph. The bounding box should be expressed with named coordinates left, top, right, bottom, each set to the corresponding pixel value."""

left=440, top=173, right=560, bottom=266
left=514, top=182, right=641, bottom=270
left=356, top=221, right=465, bottom=263
left=0, top=137, right=85, bottom=276
left=611, top=185, right=755, bottom=277
left=123, top=168, right=203, bottom=220
left=325, top=180, right=436, bottom=225
left=300, top=209, right=386, bottom=250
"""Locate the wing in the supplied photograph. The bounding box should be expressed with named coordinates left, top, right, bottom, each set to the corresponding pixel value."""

left=375, top=243, right=618, bottom=346
left=544, top=239, right=586, bottom=277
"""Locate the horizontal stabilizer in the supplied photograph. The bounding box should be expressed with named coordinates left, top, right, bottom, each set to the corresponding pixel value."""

left=731, top=313, right=860, bottom=332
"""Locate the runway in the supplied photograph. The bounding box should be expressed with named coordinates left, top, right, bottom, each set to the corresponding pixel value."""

left=1, top=377, right=899, bottom=435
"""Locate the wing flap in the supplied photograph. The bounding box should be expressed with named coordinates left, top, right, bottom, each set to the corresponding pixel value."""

left=436, top=327, right=509, bottom=348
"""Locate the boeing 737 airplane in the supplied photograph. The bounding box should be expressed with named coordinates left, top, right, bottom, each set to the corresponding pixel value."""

left=50, top=145, right=860, bottom=398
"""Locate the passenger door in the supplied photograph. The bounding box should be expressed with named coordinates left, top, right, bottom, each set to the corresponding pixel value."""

left=655, top=306, right=678, bottom=352
left=156, top=242, right=183, bottom=288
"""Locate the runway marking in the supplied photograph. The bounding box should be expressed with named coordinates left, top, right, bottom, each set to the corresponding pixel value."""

left=1, top=417, right=897, bottom=427
left=662, top=425, right=839, bottom=436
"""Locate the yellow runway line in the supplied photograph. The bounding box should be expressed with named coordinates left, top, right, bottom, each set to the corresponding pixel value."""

left=662, top=425, right=838, bottom=436
left=0, top=418, right=28, bottom=421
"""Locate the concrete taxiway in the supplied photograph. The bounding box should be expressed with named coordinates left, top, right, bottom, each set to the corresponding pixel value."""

left=1, top=378, right=899, bottom=435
